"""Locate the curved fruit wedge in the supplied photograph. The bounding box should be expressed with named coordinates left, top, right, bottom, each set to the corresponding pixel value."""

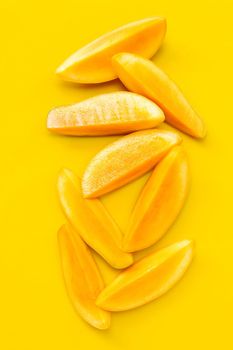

left=58, top=168, right=133, bottom=269
left=58, top=224, right=111, bottom=329
left=47, top=92, right=164, bottom=136
left=56, top=17, right=166, bottom=83
left=112, top=53, right=206, bottom=138
left=124, top=146, right=190, bottom=252
left=82, top=129, right=182, bottom=198
left=96, top=240, right=194, bottom=311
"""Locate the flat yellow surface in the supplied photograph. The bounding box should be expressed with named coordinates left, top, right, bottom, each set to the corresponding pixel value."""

left=1, top=1, right=232, bottom=349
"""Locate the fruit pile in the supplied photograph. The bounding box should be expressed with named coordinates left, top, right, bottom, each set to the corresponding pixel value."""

left=48, top=17, right=206, bottom=330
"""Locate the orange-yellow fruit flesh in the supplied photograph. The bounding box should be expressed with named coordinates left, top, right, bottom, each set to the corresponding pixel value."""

left=124, top=146, right=190, bottom=252
left=56, top=17, right=166, bottom=83
left=47, top=92, right=165, bottom=136
left=58, top=224, right=111, bottom=329
left=112, top=53, right=206, bottom=138
left=96, top=240, right=194, bottom=311
left=58, top=169, right=133, bottom=269
left=82, top=129, right=182, bottom=198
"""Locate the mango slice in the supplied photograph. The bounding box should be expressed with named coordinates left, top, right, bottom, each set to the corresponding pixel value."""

left=47, top=92, right=165, bottom=136
left=56, top=17, right=166, bottom=83
left=58, top=224, right=110, bottom=329
left=58, top=168, right=133, bottom=269
left=112, top=53, right=206, bottom=138
left=82, top=129, right=182, bottom=198
left=96, top=240, right=194, bottom=311
left=124, top=146, right=190, bottom=252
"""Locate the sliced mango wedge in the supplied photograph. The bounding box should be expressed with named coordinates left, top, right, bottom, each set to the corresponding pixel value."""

left=82, top=129, right=182, bottom=198
left=96, top=240, right=194, bottom=311
left=58, top=224, right=111, bottom=329
left=56, top=17, right=166, bottom=83
left=47, top=92, right=165, bottom=136
left=58, top=169, right=133, bottom=269
left=124, top=146, right=190, bottom=252
left=112, top=53, right=206, bottom=138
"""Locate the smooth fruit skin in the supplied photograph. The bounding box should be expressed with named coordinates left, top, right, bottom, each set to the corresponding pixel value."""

left=82, top=129, right=182, bottom=198
left=112, top=53, right=206, bottom=138
left=56, top=17, right=166, bottom=83
left=58, top=224, right=111, bottom=329
left=47, top=91, right=165, bottom=136
left=96, top=240, right=194, bottom=311
left=58, top=169, right=133, bottom=269
left=124, top=146, right=190, bottom=252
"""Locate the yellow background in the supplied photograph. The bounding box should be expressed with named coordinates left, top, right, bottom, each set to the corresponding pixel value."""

left=1, top=0, right=232, bottom=349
